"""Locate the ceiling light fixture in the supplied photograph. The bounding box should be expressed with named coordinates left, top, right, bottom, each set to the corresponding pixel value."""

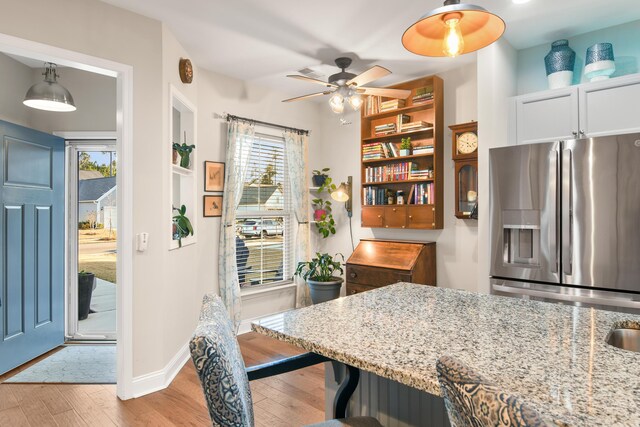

left=402, top=0, right=506, bottom=58
left=24, top=62, right=76, bottom=112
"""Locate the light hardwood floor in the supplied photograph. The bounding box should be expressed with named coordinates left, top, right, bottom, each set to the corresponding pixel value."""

left=0, top=333, right=325, bottom=426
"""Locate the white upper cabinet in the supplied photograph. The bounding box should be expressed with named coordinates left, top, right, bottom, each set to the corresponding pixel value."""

left=512, top=73, right=640, bottom=145
left=515, top=88, right=579, bottom=145
left=579, top=74, right=640, bottom=138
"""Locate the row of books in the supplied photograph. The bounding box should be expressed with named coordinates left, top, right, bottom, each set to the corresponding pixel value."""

left=413, top=86, right=434, bottom=104
left=362, top=142, right=434, bottom=160
left=401, top=120, right=432, bottom=132
left=374, top=122, right=396, bottom=135
left=363, top=187, right=391, bottom=206
left=364, top=88, right=433, bottom=116
left=363, top=142, right=385, bottom=160
left=410, top=169, right=434, bottom=179
left=365, top=163, right=413, bottom=182
left=411, top=183, right=435, bottom=205
left=365, top=163, right=433, bottom=182
left=365, top=96, right=380, bottom=115
left=362, top=183, right=435, bottom=205
left=381, top=99, right=405, bottom=111
left=413, top=145, right=434, bottom=155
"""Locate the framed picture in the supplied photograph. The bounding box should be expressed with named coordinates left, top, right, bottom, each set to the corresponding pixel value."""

left=204, top=161, right=225, bottom=192
left=203, top=195, right=223, bottom=217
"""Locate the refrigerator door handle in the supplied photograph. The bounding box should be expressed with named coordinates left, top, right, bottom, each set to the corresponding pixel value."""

left=562, top=148, right=573, bottom=276
left=491, top=283, right=640, bottom=310
left=549, top=149, right=559, bottom=273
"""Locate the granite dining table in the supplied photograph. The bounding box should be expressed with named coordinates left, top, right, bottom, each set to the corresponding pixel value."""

left=252, top=282, right=640, bottom=427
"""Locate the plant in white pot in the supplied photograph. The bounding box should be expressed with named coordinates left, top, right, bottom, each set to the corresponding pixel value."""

left=294, top=252, right=344, bottom=304
left=400, top=137, right=412, bottom=156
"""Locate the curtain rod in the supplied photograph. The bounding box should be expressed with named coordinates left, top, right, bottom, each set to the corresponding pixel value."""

left=221, top=113, right=310, bottom=135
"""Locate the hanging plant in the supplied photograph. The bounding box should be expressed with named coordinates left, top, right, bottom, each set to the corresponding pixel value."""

left=312, top=198, right=336, bottom=238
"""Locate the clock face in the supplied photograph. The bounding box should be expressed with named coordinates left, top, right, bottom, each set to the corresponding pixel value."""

left=457, top=132, right=478, bottom=154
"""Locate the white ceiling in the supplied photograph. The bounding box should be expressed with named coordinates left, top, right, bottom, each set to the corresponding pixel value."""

left=98, top=0, right=640, bottom=97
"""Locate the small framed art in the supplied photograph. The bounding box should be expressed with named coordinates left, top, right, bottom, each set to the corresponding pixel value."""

left=203, top=195, right=223, bottom=217
left=204, top=161, right=225, bottom=192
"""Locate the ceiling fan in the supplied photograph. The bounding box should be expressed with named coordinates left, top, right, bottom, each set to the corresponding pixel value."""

left=282, top=57, right=411, bottom=114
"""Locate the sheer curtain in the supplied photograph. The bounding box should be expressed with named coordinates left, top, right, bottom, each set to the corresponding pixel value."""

left=283, top=130, right=311, bottom=307
left=219, top=119, right=255, bottom=331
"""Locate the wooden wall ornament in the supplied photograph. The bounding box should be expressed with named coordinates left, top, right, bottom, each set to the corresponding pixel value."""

left=179, top=58, right=193, bottom=84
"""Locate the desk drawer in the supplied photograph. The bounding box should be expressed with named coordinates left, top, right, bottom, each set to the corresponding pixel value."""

left=346, top=265, right=411, bottom=286
left=346, top=283, right=377, bottom=296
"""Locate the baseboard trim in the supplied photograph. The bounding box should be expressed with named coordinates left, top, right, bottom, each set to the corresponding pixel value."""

left=130, top=342, right=190, bottom=398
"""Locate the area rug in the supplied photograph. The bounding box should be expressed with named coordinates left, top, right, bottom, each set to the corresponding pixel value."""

left=4, top=345, right=116, bottom=384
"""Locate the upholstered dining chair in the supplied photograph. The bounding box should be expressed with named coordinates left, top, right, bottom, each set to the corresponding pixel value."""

left=436, top=355, right=554, bottom=427
left=190, top=293, right=382, bottom=427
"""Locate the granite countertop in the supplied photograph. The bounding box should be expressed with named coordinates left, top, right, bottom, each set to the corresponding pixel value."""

left=252, top=283, right=640, bottom=426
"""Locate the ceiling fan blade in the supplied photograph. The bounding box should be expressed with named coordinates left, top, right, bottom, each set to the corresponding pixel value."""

left=347, top=65, right=391, bottom=87
left=282, top=91, right=332, bottom=103
left=358, top=87, right=411, bottom=99
left=287, top=75, right=336, bottom=88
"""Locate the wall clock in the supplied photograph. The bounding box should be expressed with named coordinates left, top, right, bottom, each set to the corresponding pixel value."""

left=449, top=121, right=478, bottom=219
left=179, top=58, right=193, bottom=84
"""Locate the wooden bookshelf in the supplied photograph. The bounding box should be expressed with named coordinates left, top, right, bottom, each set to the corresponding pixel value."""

left=360, top=75, right=444, bottom=230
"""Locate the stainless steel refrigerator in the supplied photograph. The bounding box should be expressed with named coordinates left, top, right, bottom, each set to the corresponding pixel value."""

left=490, top=133, right=640, bottom=314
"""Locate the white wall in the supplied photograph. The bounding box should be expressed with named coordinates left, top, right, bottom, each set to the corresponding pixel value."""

left=476, top=39, right=518, bottom=294
left=311, top=64, right=479, bottom=291
left=0, top=53, right=32, bottom=127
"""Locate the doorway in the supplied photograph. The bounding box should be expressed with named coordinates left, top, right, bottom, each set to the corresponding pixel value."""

left=67, top=141, right=117, bottom=341
left=0, top=33, right=134, bottom=397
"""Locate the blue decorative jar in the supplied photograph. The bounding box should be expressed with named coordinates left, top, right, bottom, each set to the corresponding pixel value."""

left=585, top=43, right=615, bottom=82
left=544, top=40, right=576, bottom=89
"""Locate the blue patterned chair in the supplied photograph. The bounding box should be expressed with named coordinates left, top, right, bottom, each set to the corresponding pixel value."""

left=436, top=355, right=552, bottom=427
left=190, top=293, right=382, bottom=427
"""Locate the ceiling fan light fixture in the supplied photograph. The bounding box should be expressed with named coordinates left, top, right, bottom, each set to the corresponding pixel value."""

left=329, top=92, right=344, bottom=114
left=24, top=63, right=76, bottom=112
left=402, top=0, right=505, bottom=58
left=348, top=92, right=363, bottom=111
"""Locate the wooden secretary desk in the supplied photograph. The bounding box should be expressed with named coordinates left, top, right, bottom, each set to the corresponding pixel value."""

left=345, top=239, right=436, bottom=295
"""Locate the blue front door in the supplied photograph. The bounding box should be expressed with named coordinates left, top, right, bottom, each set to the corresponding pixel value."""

left=0, top=120, right=64, bottom=375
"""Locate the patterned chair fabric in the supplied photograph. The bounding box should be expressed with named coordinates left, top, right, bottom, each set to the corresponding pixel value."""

left=190, top=293, right=254, bottom=427
left=436, top=356, right=550, bottom=427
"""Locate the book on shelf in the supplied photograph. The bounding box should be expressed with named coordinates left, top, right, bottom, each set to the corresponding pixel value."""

left=380, top=99, right=406, bottom=111
left=413, top=145, right=434, bottom=154
left=396, top=114, right=411, bottom=132
left=401, top=121, right=432, bottom=132
left=412, top=87, right=433, bottom=104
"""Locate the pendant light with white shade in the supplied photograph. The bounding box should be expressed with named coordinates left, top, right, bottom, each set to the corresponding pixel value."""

left=402, top=0, right=505, bottom=58
left=24, top=63, right=76, bottom=112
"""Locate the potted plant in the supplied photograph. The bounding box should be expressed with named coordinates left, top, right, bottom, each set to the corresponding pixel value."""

left=172, top=145, right=179, bottom=165
left=400, top=137, right=412, bottom=156
left=78, top=270, right=95, bottom=320
left=172, top=204, right=194, bottom=247
left=294, top=252, right=344, bottom=304
left=312, top=198, right=331, bottom=221
left=172, top=142, right=196, bottom=169
left=312, top=168, right=330, bottom=187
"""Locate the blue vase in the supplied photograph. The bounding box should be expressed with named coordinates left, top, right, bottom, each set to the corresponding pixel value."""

left=544, top=40, right=576, bottom=89
left=585, top=43, right=615, bottom=82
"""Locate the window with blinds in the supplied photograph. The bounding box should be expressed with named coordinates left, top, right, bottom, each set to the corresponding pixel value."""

left=236, top=133, right=293, bottom=288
